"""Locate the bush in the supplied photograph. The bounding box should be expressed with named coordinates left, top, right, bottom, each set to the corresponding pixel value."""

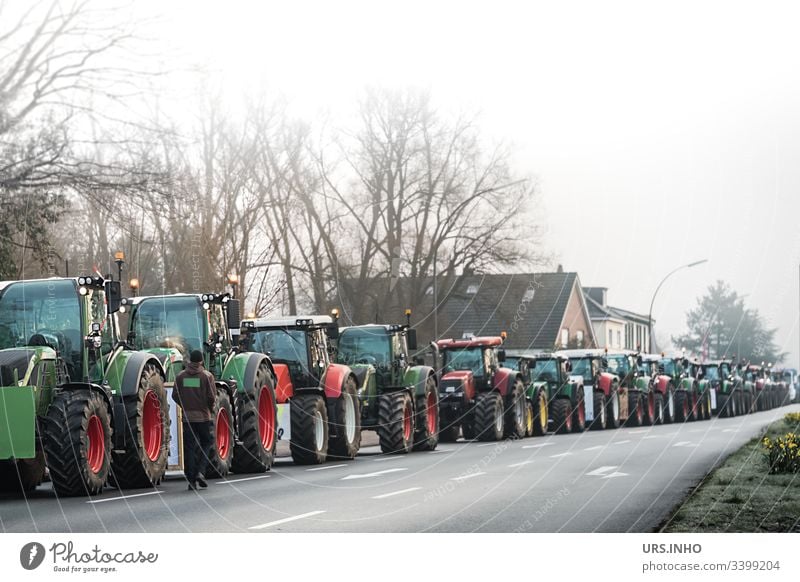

left=762, top=433, right=800, bottom=474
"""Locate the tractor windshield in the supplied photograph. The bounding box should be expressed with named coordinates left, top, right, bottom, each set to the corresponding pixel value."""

left=442, top=347, right=485, bottom=377
left=337, top=327, right=391, bottom=367
left=605, top=354, right=631, bottom=376
left=130, top=296, right=206, bottom=355
left=703, top=365, right=720, bottom=381
left=568, top=357, right=593, bottom=380
left=250, top=329, right=309, bottom=368
left=530, top=359, right=559, bottom=383
left=659, top=359, right=676, bottom=376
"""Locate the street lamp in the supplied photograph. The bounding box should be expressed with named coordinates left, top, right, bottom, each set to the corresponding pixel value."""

left=647, top=259, right=708, bottom=353
left=227, top=273, right=239, bottom=299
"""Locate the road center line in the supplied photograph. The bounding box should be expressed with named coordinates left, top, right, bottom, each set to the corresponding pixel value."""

left=583, top=445, right=603, bottom=451
left=373, top=456, right=404, bottom=462
left=508, top=460, right=534, bottom=468
left=87, top=491, right=163, bottom=504
left=586, top=466, right=618, bottom=476
left=371, top=487, right=422, bottom=499
left=249, top=510, right=326, bottom=530
left=614, top=440, right=631, bottom=445
left=451, top=472, right=486, bottom=481
left=341, top=468, right=408, bottom=480
left=216, top=475, right=271, bottom=484
left=306, top=464, right=348, bottom=472
left=523, top=442, right=554, bottom=449
left=549, top=452, right=572, bottom=458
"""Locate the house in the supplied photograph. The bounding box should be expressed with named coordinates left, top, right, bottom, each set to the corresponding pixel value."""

left=583, top=287, right=654, bottom=352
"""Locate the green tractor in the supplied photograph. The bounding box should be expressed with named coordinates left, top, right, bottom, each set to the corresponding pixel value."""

left=701, top=359, right=744, bottom=418
left=335, top=313, right=439, bottom=454
left=0, top=275, right=170, bottom=496
left=122, top=292, right=277, bottom=476
left=522, top=353, right=585, bottom=435
left=657, top=355, right=711, bottom=422
left=238, top=313, right=362, bottom=464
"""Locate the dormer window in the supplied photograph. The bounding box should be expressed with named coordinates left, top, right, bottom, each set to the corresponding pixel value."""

left=466, top=284, right=479, bottom=295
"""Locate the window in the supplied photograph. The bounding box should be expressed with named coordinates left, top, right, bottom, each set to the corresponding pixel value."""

left=608, top=330, right=613, bottom=346
left=561, top=328, right=569, bottom=347
left=576, top=330, right=584, bottom=346
left=616, top=330, right=621, bottom=347
left=466, top=284, right=479, bottom=295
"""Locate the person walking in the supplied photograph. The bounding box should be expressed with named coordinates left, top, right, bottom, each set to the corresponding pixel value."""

left=172, top=349, right=216, bottom=490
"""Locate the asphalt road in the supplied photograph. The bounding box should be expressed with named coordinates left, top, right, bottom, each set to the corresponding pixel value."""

left=2, top=404, right=797, bottom=533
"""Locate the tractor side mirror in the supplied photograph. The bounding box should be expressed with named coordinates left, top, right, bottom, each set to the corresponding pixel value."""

left=406, top=329, right=418, bottom=351
left=601, top=357, right=608, bottom=369
left=682, top=357, right=689, bottom=367
left=636, top=354, right=643, bottom=366
left=105, top=280, right=122, bottom=313
left=565, top=360, right=572, bottom=373
left=327, top=323, right=339, bottom=340
left=226, top=299, right=241, bottom=329
left=497, top=349, right=506, bottom=363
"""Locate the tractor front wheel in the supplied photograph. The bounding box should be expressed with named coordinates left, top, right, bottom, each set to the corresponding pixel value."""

left=653, top=393, right=665, bottom=425
left=290, top=394, right=329, bottom=465
left=626, top=391, right=644, bottom=427
left=413, top=375, right=439, bottom=451
left=231, top=364, right=277, bottom=474
left=571, top=397, right=586, bottom=433
left=328, top=376, right=361, bottom=459
left=590, top=392, right=606, bottom=431
left=605, top=390, right=621, bottom=429
left=524, top=400, right=534, bottom=437
left=532, top=390, right=548, bottom=436
left=674, top=391, right=690, bottom=422
left=377, top=391, right=414, bottom=454
left=551, top=398, right=573, bottom=435
left=43, top=390, right=111, bottom=496
left=474, top=392, right=504, bottom=442
left=207, top=389, right=234, bottom=477
left=504, top=380, right=526, bottom=439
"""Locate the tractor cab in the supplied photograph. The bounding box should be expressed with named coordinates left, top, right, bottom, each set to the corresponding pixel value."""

left=337, top=323, right=417, bottom=388
left=436, top=336, right=505, bottom=393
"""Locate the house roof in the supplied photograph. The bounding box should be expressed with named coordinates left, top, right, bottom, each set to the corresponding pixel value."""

left=606, top=305, right=651, bottom=324
left=584, top=294, right=626, bottom=323
left=432, top=272, right=593, bottom=350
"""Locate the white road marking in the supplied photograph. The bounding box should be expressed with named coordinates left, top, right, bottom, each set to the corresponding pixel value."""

left=373, top=456, right=404, bottom=462
left=477, top=442, right=500, bottom=447
left=602, top=472, right=629, bottom=479
left=371, top=487, right=422, bottom=499
left=428, top=450, right=447, bottom=454
left=451, top=472, right=486, bottom=482
left=216, top=475, right=271, bottom=484
left=642, top=435, right=661, bottom=440
left=341, top=468, right=408, bottom=480
left=583, top=445, right=603, bottom=451
left=523, top=442, right=554, bottom=449
left=249, top=510, right=326, bottom=530
left=508, top=460, right=534, bottom=468
left=306, top=464, right=348, bottom=472
left=673, top=441, right=692, bottom=447
left=614, top=440, right=631, bottom=445
left=586, top=466, right=618, bottom=477
left=722, top=428, right=737, bottom=433
left=87, top=491, right=163, bottom=504
left=549, top=452, right=572, bottom=458
left=629, top=429, right=648, bottom=434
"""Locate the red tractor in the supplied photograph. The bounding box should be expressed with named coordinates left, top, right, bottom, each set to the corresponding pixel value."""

left=436, top=335, right=526, bottom=442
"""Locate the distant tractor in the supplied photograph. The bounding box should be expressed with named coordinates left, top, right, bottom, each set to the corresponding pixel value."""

left=335, top=312, right=439, bottom=454
left=436, top=335, right=526, bottom=442
left=122, top=292, right=277, bottom=476
left=747, top=364, right=773, bottom=412
left=702, top=359, right=743, bottom=418
left=602, top=350, right=657, bottom=427
left=0, top=276, right=169, bottom=496
left=524, top=353, right=585, bottom=434
left=557, top=349, right=621, bottom=430
left=239, top=313, right=361, bottom=464
left=656, top=355, right=709, bottom=422
left=506, top=353, right=548, bottom=437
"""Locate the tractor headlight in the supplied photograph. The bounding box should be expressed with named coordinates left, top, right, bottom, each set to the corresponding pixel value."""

left=202, top=302, right=210, bottom=310
left=79, top=286, right=88, bottom=295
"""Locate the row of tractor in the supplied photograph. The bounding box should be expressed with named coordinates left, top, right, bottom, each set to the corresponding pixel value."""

left=0, top=275, right=797, bottom=497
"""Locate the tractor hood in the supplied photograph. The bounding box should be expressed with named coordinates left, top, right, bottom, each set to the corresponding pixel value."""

left=0, top=348, right=46, bottom=387
left=440, top=370, right=476, bottom=400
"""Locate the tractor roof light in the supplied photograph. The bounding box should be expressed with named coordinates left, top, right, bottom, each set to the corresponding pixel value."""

left=500, top=331, right=507, bottom=340
left=227, top=273, right=239, bottom=286
left=129, top=278, right=140, bottom=290
left=331, top=308, right=340, bottom=319
left=114, top=251, right=125, bottom=261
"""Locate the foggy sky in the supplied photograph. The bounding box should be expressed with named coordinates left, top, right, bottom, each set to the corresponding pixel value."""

left=143, top=0, right=800, bottom=365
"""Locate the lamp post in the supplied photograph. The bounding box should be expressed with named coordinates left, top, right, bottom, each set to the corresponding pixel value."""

left=114, top=251, right=125, bottom=282
left=647, top=259, right=708, bottom=353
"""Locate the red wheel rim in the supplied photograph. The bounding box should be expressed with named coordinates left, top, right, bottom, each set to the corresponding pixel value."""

left=426, top=391, right=437, bottom=434
left=403, top=399, right=413, bottom=441
left=648, top=394, right=655, bottom=420
left=578, top=400, right=585, bottom=425
left=257, top=386, right=275, bottom=450
left=142, top=390, right=162, bottom=461
left=216, top=406, right=231, bottom=459
left=683, top=397, right=689, bottom=416
left=565, top=403, right=572, bottom=431
left=86, top=414, right=105, bottom=474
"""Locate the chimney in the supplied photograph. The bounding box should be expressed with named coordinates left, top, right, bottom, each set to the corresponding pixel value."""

left=556, top=264, right=564, bottom=273
left=585, top=287, right=608, bottom=307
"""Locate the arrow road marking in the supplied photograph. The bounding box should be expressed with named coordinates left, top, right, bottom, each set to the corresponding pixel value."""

left=602, top=472, right=629, bottom=479
left=341, top=468, right=408, bottom=480
left=371, top=487, right=422, bottom=499
left=586, top=466, right=618, bottom=477
left=249, top=510, right=326, bottom=530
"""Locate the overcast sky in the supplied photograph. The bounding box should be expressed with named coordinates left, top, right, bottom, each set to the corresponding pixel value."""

left=142, top=0, right=800, bottom=365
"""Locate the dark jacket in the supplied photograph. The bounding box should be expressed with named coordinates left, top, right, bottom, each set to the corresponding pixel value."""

left=172, top=362, right=216, bottom=422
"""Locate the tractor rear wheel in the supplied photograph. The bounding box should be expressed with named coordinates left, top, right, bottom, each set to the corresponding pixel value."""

left=703, top=392, right=712, bottom=420
left=674, top=391, right=690, bottom=422
left=524, top=400, right=534, bottom=437
left=571, top=397, right=586, bottom=433
left=605, top=390, right=621, bottom=429
left=231, top=363, right=277, bottom=473
left=413, top=375, right=439, bottom=451
left=0, top=449, right=46, bottom=492
left=207, top=389, right=234, bottom=477
left=290, top=394, right=329, bottom=465
left=439, top=422, right=461, bottom=442
left=718, top=394, right=730, bottom=418
left=474, top=392, right=504, bottom=441
left=551, top=398, right=573, bottom=435
left=653, top=393, right=665, bottom=425
left=43, top=390, right=111, bottom=496
left=110, top=362, right=169, bottom=488
left=590, top=392, right=606, bottom=431
left=328, top=375, right=361, bottom=459
left=532, top=390, right=548, bottom=436
left=626, top=392, right=644, bottom=427
left=504, top=380, right=526, bottom=439
left=377, top=391, right=414, bottom=454
left=662, top=388, right=676, bottom=424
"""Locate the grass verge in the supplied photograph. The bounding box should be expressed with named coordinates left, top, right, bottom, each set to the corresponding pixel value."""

left=661, top=415, right=800, bottom=532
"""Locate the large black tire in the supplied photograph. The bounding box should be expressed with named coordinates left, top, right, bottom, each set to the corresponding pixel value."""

left=206, top=389, right=235, bottom=478
left=703, top=392, right=712, bottom=420
left=626, top=391, right=644, bottom=427
left=718, top=394, right=731, bottom=418
left=413, top=375, right=439, bottom=451
left=290, top=394, right=328, bottom=465
left=524, top=400, right=534, bottom=437
left=571, top=396, right=586, bottom=433
left=590, top=392, right=606, bottom=431
left=532, top=389, right=548, bottom=437
left=377, top=391, right=414, bottom=454
left=605, top=390, right=621, bottom=429
left=42, top=390, right=111, bottom=496
left=110, top=362, right=169, bottom=488
left=474, top=392, right=504, bottom=441
left=653, top=393, right=665, bottom=425
left=551, top=398, right=573, bottom=435
left=504, top=380, right=526, bottom=439
left=231, top=364, right=277, bottom=474
left=439, top=422, right=461, bottom=442
left=0, top=450, right=46, bottom=492
left=674, top=391, right=690, bottom=422
left=328, top=375, right=362, bottom=459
